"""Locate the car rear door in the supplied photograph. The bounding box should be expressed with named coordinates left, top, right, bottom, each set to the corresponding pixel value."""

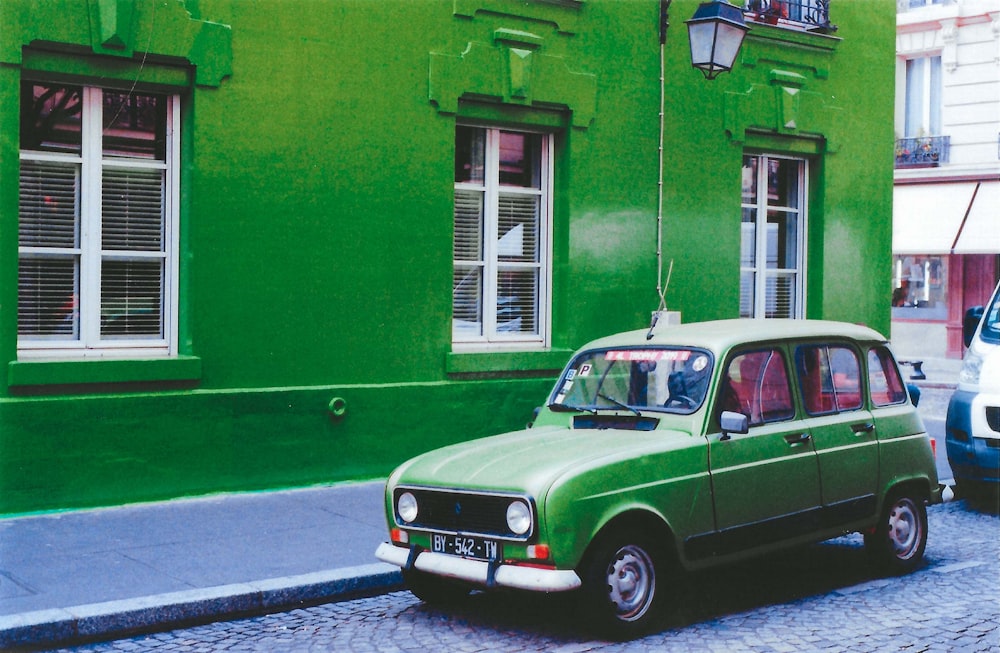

left=794, top=342, right=878, bottom=521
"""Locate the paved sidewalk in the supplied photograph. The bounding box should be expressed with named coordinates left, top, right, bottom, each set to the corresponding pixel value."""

left=0, top=481, right=402, bottom=650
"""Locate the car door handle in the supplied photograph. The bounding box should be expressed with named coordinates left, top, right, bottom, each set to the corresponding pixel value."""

left=851, top=422, right=875, bottom=435
left=784, top=433, right=811, bottom=446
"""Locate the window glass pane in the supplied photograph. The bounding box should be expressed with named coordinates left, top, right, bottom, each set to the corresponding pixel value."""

left=766, top=210, right=797, bottom=269
left=740, top=208, right=756, bottom=267
left=454, top=189, right=484, bottom=261
left=797, top=345, right=833, bottom=414
left=102, top=91, right=167, bottom=160
left=20, top=83, right=83, bottom=154
left=767, top=158, right=799, bottom=209
left=739, top=270, right=755, bottom=318
left=829, top=346, right=862, bottom=411
left=100, top=259, right=163, bottom=338
left=19, top=160, right=79, bottom=248
left=868, top=347, right=907, bottom=406
left=455, top=126, right=485, bottom=184
left=496, top=268, right=538, bottom=335
left=929, top=56, right=942, bottom=135
left=891, top=255, right=947, bottom=320
left=719, top=349, right=793, bottom=425
left=497, top=193, right=539, bottom=263
left=765, top=272, right=796, bottom=318
left=741, top=156, right=757, bottom=203
left=102, top=168, right=164, bottom=251
left=18, top=256, right=79, bottom=338
left=905, top=58, right=925, bottom=137
left=453, top=266, right=483, bottom=337
left=498, top=131, right=541, bottom=188
left=796, top=345, right=861, bottom=413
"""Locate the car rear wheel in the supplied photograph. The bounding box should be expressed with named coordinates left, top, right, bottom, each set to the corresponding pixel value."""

left=865, top=492, right=927, bottom=574
left=580, top=530, right=666, bottom=638
left=401, top=568, right=471, bottom=604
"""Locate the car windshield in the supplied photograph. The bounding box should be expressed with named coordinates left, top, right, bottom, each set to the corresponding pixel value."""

left=549, top=347, right=713, bottom=415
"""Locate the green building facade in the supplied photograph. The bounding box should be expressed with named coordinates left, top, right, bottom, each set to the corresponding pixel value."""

left=0, top=0, right=896, bottom=515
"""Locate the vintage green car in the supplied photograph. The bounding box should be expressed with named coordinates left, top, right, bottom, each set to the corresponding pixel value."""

left=375, top=319, right=942, bottom=637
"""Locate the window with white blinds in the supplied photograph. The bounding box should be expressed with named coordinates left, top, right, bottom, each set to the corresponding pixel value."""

left=18, top=83, right=179, bottom=358
left=740, top=154, right=806, bottom=319
left=453, top=126, right=552, bottom=347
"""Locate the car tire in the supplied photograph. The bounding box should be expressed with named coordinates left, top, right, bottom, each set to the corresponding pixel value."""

left=864, top=491, right=928, bottom=574
left=579, top=529, right=667, bottom=639
left=401, top=568, right=471, bottom=604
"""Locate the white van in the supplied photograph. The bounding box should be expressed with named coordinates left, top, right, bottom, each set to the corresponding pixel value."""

left=945, top=281, right=1000, bottom=497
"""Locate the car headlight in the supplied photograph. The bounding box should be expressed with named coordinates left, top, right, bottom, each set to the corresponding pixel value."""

left=397, top=491, right=418, bottom=523
left=506, top=499, right=532, bottom=535
left=959, top=347, right=984, bottom=387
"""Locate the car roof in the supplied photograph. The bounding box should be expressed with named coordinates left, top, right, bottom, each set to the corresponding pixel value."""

left=579, top=319, right=889, bottom=353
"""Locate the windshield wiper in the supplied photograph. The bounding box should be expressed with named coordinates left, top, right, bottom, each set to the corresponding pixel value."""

left=597, top=392, right=642, bottom=416
left=548, top=402, right=597, bottom=414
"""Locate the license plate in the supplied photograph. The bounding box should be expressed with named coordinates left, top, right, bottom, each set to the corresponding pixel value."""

left=431, top=533, right=502, bottom=561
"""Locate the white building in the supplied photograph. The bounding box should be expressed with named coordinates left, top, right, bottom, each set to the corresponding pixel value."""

left=893, top=0, right=1000, bottom=358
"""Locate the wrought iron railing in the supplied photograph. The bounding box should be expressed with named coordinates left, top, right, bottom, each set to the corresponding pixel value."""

left=895, top=135, right=950, bottom=168
left=744, top=0, right=836, bottom=33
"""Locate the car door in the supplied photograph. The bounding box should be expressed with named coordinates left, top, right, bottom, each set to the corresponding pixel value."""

left=794, top=342, right=878, bottom=521
left=708, top=347, right=823, bottom=554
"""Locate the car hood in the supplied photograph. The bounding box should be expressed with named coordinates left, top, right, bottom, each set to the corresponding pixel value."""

left=392, top=424, right=696, bottom=498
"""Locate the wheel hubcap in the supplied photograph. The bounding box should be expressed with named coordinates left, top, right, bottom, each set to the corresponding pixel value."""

left=888, top=498, right=920, bottom=559
left=605, top=545, right=655, bottom=621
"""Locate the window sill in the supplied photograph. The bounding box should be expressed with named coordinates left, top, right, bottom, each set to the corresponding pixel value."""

left=8, top=356, right=202, bottom=388
left=446, top=349, right=572, bottom=375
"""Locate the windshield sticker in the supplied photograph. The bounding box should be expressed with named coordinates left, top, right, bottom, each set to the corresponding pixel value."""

left=566, top=369, right=577, bottom=380
left=692, top=355, right=709, bottom=372
left=579, top=364, right=593, bottom=376
left=605, top=350, right=691, bottom=362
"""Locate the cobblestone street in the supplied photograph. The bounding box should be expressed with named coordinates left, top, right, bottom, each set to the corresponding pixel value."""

left=50, top=498, right=998, bottom=653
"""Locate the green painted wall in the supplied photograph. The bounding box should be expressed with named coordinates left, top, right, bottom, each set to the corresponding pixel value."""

left=0, top=0, right=895, bottom=515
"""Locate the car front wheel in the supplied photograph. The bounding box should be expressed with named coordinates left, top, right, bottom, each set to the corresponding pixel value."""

left=580, top=530, right=666, bottom=638
left=865, top=492, right=928, bottom=574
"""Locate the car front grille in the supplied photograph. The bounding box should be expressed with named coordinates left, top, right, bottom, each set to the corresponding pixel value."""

left=393, top=486, right=533, bottom=540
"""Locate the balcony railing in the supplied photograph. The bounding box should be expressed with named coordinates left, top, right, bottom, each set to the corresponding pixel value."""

left=895, top=135, right=950, bottom=168
left=745, top=0, right=837, bottom=33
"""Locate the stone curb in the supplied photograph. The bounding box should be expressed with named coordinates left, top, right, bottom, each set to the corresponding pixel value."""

left=0, top=564, right=403, bottom=650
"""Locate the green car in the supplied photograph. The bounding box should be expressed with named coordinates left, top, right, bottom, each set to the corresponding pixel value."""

left=376, top=319, right=941, bottom=637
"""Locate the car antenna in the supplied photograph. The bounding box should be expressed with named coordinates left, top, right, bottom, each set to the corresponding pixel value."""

left=647, top=259, right=673, bottom=340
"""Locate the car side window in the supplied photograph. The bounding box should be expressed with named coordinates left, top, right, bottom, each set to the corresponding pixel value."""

left=868, top=346, right=908, bottom=406
left=795, top=344, right=863, bottom=415
left=718, top=349, right=794, bottom=427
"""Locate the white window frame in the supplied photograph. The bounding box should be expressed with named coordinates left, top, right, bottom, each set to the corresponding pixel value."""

left=18, top=86, right=180, bottom=360
left=740, top=153, right=808, bottom=319
left=452, top=126, right=553, bottom=351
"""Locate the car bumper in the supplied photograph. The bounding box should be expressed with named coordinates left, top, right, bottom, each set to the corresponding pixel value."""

left=946, top=389, right=1000, bottom=484
left=375, top=542, right=582, bottom=593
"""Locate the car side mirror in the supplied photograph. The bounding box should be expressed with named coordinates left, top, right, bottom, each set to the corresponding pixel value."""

left=963, top=306, right=984, bottom=348
left=907, top=384, right=920, bottom=408
left=720, top=410, right=749, bottom=440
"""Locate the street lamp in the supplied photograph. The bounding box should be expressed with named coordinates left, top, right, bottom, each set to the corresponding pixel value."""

left=685, top=1, right=749, bottom=80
